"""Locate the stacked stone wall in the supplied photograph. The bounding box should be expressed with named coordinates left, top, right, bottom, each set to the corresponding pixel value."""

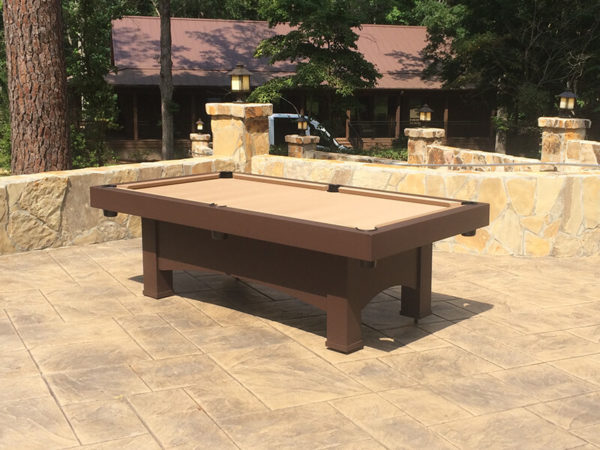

left=566, top=140, right=600, bottom=165
left=0, top=157, right=234, bottom=254
left=426, top=145, right=547, bottom=171
left=252, top=155, right=600, bottom=257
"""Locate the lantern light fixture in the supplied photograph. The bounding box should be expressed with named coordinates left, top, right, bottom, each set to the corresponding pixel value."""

left=195, top=118, right=204, bottom=132
left=229, top=63, right=252, bottom=101
left=297, top=116, right=308, bottom=131
left=558, top=90, right=576, bottom=117
left=418, top=104, right=433, bottom=124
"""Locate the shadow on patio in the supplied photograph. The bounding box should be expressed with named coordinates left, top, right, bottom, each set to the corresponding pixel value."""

left=1, top=238, right=599, bottom=449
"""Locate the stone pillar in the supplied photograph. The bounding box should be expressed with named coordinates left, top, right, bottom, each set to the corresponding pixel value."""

left=404, top=128, right=445, bottom=164
left=285, top=134, right=319, bottom=158
left=189, top=133, right=212, bottom=157
left=538, top=117, right=591, bottom=163
left=205, top=103, right=273, bottom=171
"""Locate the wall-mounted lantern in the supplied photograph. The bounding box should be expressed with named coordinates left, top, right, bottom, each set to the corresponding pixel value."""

left=418, top=104, right=433, bottom=125
left=195, top=118, right=204, bottom=132
left=558, top=90, right=576, bottom=117
left=229, top=63, right=252, bottom=102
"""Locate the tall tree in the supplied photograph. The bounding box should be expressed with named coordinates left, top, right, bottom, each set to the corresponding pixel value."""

left=171, top=0, right=261, bottom=20
left=249, top=0, right=381, bottom=106
left=3, top=0, right=70, bottom=173
left=157, top=0, right=174, bottom=160
left=0, top=10, right=11, bottom=170
left=419, top=0, right=600, bottom=136
left=63, top=0, right=149, bottom=168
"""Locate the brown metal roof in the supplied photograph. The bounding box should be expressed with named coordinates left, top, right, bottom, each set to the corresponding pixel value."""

left=109, top=16, right=441, bottom=90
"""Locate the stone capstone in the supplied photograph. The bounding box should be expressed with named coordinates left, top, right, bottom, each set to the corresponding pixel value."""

left=285, top=135, right=320, bottom=145
left=205, top=103, right=272, bottom=120
left=189, top=133, right=211, bottom=142
left=404, top=128, right=445, bottom=139
left=537, top=117, right=591, bottom=130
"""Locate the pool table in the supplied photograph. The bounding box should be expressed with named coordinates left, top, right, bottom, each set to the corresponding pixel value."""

left=90, top=172, right=489, bottom=353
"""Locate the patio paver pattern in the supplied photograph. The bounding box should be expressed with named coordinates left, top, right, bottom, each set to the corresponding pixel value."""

left=1, top=238, right=600, bottom=449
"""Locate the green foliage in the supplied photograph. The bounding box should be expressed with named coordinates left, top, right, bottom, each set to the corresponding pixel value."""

left=366, top=147, right=408, bottom=160
left=70, top=124, right=117, bottom=169
left=385, top=0, right=422, bottom=25
left=172, top=0, right=262, bottom=20
left=248, top=77, right=296, bottom=103
left=0, top=15, right=10, bottom=171
left=0, top=117, right=9, bottom=171
left=63, top=0, right=144, bottom=167
left=268, top=144, right=288, bottom=156
left=421, top=0, right=600, bottom=127
left=249, top=0, right=381, bottom=104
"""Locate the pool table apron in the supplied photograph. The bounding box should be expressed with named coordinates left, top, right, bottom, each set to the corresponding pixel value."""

left=142, top=218, right=431, bottom=354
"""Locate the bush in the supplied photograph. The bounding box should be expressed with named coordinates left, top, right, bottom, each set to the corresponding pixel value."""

left=269, top=144, right=288, bottom=156
left=70, top=123, right=116, bottom=169
left=367, top=147, right=408, bottom=161
left=0, top=110, right=11, bottom=172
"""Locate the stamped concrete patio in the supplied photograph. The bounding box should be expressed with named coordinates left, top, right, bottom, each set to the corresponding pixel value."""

left=1, top=238, right=600, bottom=449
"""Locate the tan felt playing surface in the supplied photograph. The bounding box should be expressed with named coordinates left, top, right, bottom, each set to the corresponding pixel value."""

left=132, top=178, right=455, bottom=230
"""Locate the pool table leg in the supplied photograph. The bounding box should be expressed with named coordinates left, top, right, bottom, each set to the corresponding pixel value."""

left=325, top=295, right=364, bottom=353
left=142, top=218, right=174, bottom=298
left=400, top=244, right=432, bottom=319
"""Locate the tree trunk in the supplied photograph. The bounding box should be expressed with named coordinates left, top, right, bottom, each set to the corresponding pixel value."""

left=158, top=0, right=174, bottom=160
left=3, top=0, right=70, bottom=174
left=494, top=107, right=507, bottom=154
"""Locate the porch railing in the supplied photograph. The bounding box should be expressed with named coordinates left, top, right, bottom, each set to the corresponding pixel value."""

left=347, top=120, right=492, bottom=139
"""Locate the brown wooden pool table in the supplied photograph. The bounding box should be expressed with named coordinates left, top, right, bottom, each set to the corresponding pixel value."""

left=90, top=172, right=489, bottom=353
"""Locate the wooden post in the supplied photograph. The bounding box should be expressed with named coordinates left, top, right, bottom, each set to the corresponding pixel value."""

left=191, top=94, right=196, bottom=133
left=133, top=91, right=139, bottom=141
left=345, top=109, right=351, bottom=140
left=395, top=104, right=401, bottom=138
left=443, top=95, right=449, bottom=138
